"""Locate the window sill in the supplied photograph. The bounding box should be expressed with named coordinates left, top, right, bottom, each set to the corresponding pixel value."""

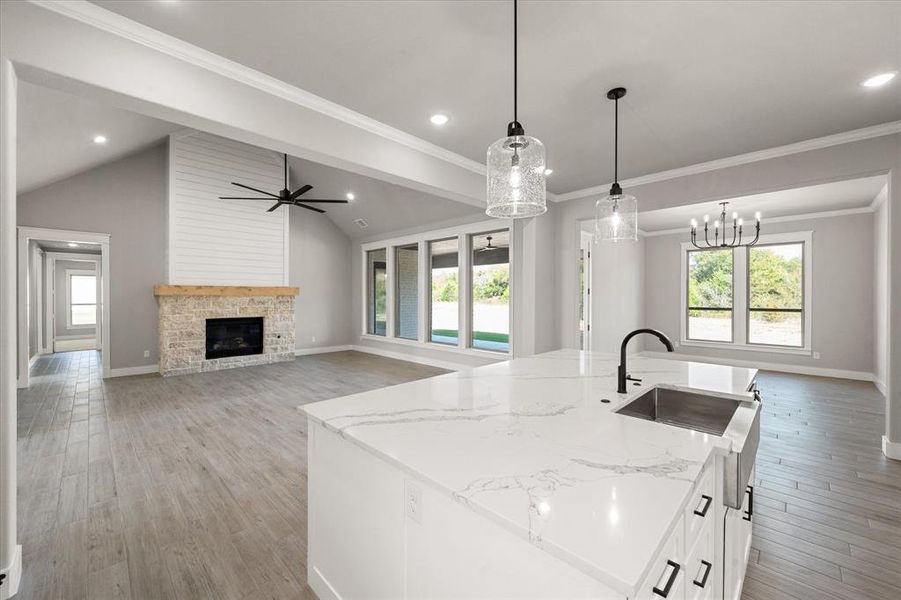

left=359, top=333, right=511, bottom=359
left=679, top=339, right=812, bottom=356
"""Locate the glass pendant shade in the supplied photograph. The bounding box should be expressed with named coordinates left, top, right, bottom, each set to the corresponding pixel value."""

left=594, top=192, right=637, bottom=243
left=486, top=134, right=547, bottom=219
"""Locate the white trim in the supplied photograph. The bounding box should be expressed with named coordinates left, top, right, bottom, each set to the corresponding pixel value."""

left=53, top=334, right=95, bottom=341
left=555, top=121, right=901, bottom=202
left=294, top=345, right=353, bottom=356
left=882, top=436, right=901, bottom=461
left=351, top=344, right=474, bottom=372
left=29, top=0, right=488, bottom=180
left=0, top=544, right=22, bottom=598
left=874, top=376, right=887, bottom=397
left=640, top=350, right=874, bottom=382
left=642, top=206, right=876, bottom=238
left=108, top=364, right=159, bottom=378
left=33, top=247, right=42, bottom=360
left=360, top=219, right=511, bottom=252
left=308, top=565, right=342, bottom=600
left=679, top=231, right=813, bottom=355
left=27, top=353, right=38, bottom=369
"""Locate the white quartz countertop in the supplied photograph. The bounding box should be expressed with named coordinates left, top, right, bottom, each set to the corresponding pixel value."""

left=300, top=349, right=758, bottom=595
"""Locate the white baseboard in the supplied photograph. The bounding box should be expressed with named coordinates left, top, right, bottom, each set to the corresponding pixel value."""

left=308, top=565, right=341, bottom=600
left=640, top=351, right=874, bottom=382
left=0, top=544, right=22, bottom=600
left=883, top=436, right=901, bottom=461
left=295, top=345, right=353, bottom=356
left=28, top=353, right=39, bottom=368
left=108, top=364, right=159, bottom=378
left=54, top=333, right=96, bottom=340
left=351, top=344, right=471, bottom=371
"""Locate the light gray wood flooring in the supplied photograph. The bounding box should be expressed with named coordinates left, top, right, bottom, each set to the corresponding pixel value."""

left=16, top=351, right=900, bottom=599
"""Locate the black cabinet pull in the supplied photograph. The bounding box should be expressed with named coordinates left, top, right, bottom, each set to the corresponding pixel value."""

left=694, top=494, right=713, bottom=517
left=743, top=485, right=754, bottom=521
left=653, top=560, right=681, bottom=597
left=693, top=560, right=712, bottom=588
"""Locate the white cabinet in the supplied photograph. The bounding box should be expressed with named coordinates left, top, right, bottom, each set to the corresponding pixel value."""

left=723, top=468, right=754, bottom=600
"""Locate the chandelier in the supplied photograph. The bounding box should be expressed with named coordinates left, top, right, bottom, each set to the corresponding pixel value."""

left=690, top=201, right=761, bottom=249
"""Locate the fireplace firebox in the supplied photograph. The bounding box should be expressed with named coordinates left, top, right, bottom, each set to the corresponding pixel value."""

left=205, top=317, right=264, bottom=359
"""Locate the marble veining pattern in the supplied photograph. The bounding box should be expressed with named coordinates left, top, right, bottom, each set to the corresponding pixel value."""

left=302, top=349, right=757, bottom=594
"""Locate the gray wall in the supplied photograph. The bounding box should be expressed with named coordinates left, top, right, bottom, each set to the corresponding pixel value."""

left=18, top=143, right=166, bottom=370
left=289, top=199, right=354, bottom=351
left=53, top=259, right=96, bottom=338
left=643, top=213, right=875, bottom=373
left=589, top=235, right=646, bottom=355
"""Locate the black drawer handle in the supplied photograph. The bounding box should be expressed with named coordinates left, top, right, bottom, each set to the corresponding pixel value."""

left=693, top=559, right=712, bottom=588
left=694, top=494, right=712, bottom=517
left=653, top=560, right=681, bottom=597
left=743, top=485, right=754, bottom=521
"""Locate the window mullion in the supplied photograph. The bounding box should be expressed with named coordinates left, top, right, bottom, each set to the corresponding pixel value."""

left=734, top=247, right=748, bottom=345
left=458, top=233, right=471, bottom=349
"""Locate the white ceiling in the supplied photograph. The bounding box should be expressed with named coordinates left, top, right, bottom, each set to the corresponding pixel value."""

left=287, top=156, right=480, bottom=239
left=17, top=80, right=180, bottom=194
left=91, top=1, right=901, bottom=194
left=579, top=175, right=887, bottom=233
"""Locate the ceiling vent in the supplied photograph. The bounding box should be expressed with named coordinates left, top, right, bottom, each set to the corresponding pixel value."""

left=353, top=218, right=369, bottom=229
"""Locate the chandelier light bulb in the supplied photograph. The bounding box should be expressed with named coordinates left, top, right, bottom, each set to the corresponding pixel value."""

left=738, top=218, right=744, bottom=226
left=755, top=211, right=761, bottom=221
left=732, top=212, right=738, bottom=220
left=510, top=164, right=521, bottom=188
left=703, top=215, right=709, bottom=223
left=714, top=220, right=720, bottom=229
left=690, top=218, right=697, bottom=228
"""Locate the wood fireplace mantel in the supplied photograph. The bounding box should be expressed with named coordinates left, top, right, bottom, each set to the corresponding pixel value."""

left=154, top=284, right=299, bottom=297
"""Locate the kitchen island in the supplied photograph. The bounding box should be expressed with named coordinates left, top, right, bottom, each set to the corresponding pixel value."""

left=300, top=350, right=759, bottom=599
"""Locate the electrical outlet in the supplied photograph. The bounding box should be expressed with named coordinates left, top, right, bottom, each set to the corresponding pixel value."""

left=813, top=351, right=821, bottom=360
left=143, top=350, right=150, bottom=358
left=404, top=480, right=421, bottom=523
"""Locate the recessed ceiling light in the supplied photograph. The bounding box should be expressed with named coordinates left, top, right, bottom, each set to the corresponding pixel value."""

left=92, top=135, right=108, bottom=144
left=544, top=168, right=553, bottom=176
left=861, top=72, right=896, bottom=88
left=346, top=192, right=355, bottom=201
left=67, top=243, right=78, bottom=248
left=429, top=114, right=449, bottom=126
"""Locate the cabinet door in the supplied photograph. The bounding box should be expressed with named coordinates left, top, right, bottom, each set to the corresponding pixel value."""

left=723, top=484, right=753, bottom=599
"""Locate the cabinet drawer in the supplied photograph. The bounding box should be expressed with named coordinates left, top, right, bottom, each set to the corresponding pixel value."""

left=684, top=463, right=714, bottom=554
left=639, top=514, right=685, bottom=600
left=685, top=516, right=715, bottom=600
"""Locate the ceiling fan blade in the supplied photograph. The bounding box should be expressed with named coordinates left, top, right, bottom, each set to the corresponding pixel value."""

left=219, top=196, right=274, bottom=200
left=293, top=202, right=326, bottom=214
left=267, top=202, right=283, bottom=212
left=289, top=184, right=313, bottom=200
left=291, top=199, right=349, bottom=204
left=232, top=182, right=279, bottom=198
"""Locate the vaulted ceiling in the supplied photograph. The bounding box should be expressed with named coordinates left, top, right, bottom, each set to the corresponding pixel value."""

left=91, top=0, right=901, bottom=194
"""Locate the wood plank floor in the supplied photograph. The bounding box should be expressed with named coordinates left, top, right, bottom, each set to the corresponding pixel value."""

left=16, top=350, right=447, bottom=599
left=17, top=352, right=899, bottom=599
left=742, top=371, right=901, bottom=600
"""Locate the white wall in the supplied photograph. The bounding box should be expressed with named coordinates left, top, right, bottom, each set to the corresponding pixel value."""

left=589, top=236, right=646, bottom=354
left=874, top=186, right=889, bottom=394
left=643, top=212, right=875, bottom=374
left=168, top=131, right=288, bottom=285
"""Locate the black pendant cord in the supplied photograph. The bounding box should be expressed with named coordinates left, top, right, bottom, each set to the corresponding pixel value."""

left=513, top=0, right=517, bottom=124
left=613, top=96, right=618, bottom=185
left=283, top=153, right=288, bottom=190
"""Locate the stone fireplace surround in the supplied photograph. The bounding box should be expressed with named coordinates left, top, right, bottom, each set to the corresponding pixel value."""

left=154, top=285, right=298, bottom=377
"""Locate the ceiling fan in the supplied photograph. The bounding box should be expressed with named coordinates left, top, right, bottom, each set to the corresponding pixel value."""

left=476, top=235, right=503, bottom=252
left=219, top=153, right=349, bottom=214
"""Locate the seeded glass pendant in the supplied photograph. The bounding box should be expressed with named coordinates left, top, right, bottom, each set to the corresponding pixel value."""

left=486, top=0, right=547, bottom=219
left=595, top=87, right=638, bottom=243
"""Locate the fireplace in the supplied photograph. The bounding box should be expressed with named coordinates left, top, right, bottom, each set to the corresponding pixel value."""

left=205, top=317, right=264, bottom=360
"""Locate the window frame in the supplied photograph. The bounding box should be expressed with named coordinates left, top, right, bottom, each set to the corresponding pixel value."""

left=684, top=247, right=735, bottom=343
left=469, top=229, right=511, bottom=353
left=360, top=219, right=514, bottom=357
left=746, top=240, right=806, bottom=349
left=679, top=231, right=812, bottom=355
left=394, top=243, right=420, bottom=341
left=66, top=269, right=97, bottom=329
left=427, top=236, right=460, bottom=347
left=365, top=248, right=387, bottom=337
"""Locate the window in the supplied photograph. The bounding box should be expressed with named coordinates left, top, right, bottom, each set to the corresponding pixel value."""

left=366, top=249, right=387, bottom=336
left=681, top=232, right=811, bottom=353
left=429, top=238, right=459, bottom=345
left=68, top=271, right=96, bottom=327
left=686, top=249, right=733, bottom=342
left=471, top=230, right=510, bottom=352
left=395, top=244, right=419, bottom=340
left=748, top=243, right=804, bottom=347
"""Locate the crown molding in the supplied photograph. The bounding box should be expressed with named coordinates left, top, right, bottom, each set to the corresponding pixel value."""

left=555, top=121, right=901, bottom=203
left=28, top=0, right=489, bottom=179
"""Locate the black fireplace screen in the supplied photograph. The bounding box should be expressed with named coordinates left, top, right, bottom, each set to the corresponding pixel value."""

left=205, top=317, right=264, bottom=359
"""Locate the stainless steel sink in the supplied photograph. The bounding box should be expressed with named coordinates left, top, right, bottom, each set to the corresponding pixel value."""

left=616, top=386, right=760, bottom=509
left=616, top=387, right=743, bottom=435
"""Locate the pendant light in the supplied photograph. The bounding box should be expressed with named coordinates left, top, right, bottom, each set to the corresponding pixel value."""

left=595, top=87, right=637, bottom=243
left=486, top=0, right=547, bottom=219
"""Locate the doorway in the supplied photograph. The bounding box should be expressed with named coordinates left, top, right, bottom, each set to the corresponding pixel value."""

left=16, top=226, right=111, bottom=387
